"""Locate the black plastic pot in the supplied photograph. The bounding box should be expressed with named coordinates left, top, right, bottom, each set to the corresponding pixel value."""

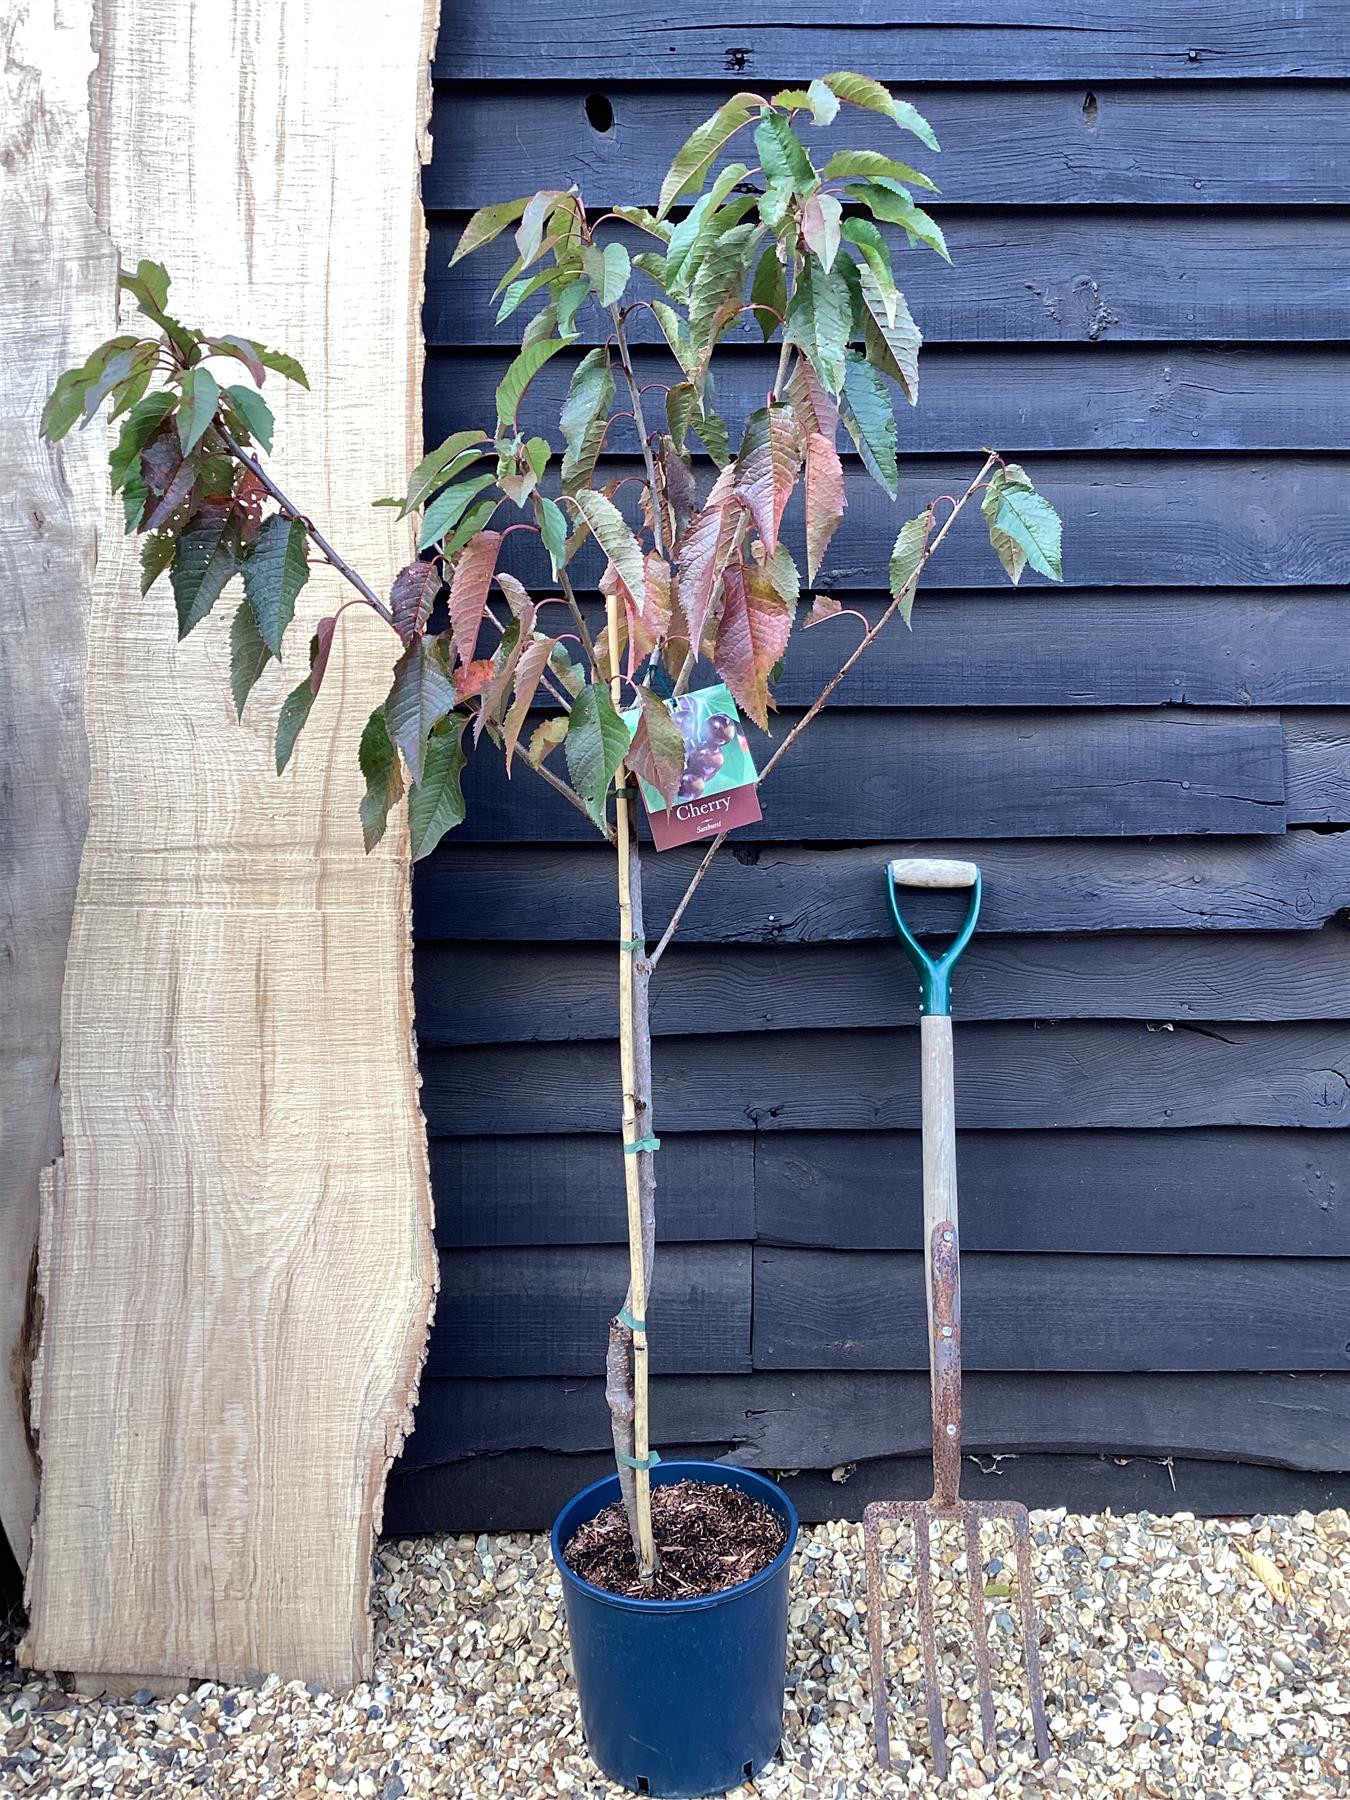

left=551, top=1460, right=799, bottom=1798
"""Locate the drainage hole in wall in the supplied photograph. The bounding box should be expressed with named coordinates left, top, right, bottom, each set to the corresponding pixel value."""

left=585, top=92, right=614, bottom=135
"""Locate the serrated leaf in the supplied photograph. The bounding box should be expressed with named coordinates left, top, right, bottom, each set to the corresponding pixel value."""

left=390, top=558, right=442, bottom=644
left=404, top=429, right=491, bottom=517
left=801, top=192, right=843, bottom=273
left=657, top=91, right=765, bottom=220
left=732, top=403, right=801, bottom=557
left=418, top=473, right=496, bottom=551
left=665, top=163, right=751, bottom=297
left=858, top=265, right=922, bottom=404
left=81, top=343, right=151, bottom=424
left=763, top=541, right=801, bottom=609
left=899, top=204, right=951, bottom=263
left=258, top=347, right=309, bottom=388
left=749, top=244, right=787, bottom=341
left=526, top=714, right=569, bottom=768
left=805, top=77, right=840, bottom=124
left=713, top=561, right=792, bottom=730
left=275, top=678, right=315, bottom=774
left=786, top=257, right=852, bottom=396
left=566, top=682, right=629, bottom=828
left=358, top=705, right=405, bottom=850
left=807, top=592, right=842, bottom=628
left=555, top=275, right=591, bottom=340
left=121, top=258, right=170, bottom=310
left=386, top=636, right=456, bottom=784
left=309, top=615, right=337, bottom=699
left=243, top=513, right=309, bottom=655
left=515, top=189, right=568, bottom=268
left=889, top=507, right=934, bottom=624
left=824, top=149, right=938, bottom=192
left=842, top=217, right=899, bottom=325
left=804, top=430, right=846, bottom=582
left=840, top=351, right=898, bottom=497
left=224, top=384, right=273, bottom=452
left=609, top=206, right=673, bottom=242
left=444, top=495, right=500, bottom=559
left=229, top=598, right=273, bottom=717
left=536, top=494, right=570, bottom=576
left=573, top=489, right=645, bottom=601
left=675, top=467, right=740, bottom=654
left=627, top=686, right=686, bottom=805
left=206, top=335, right=267, bottom=383
left=786, top=356, right=839, bottom=439
left=176, top=367, right=219, bottom=454
left=409, top=722, right=468, bottom=858
left=496, top=338, right=567, bottom=430
left=993, top=482, right=1063, bottom=581
left=755, top=114, right=815, bottom=193
left=447, top=529, right=502, bottom=668
left=108, top=392, right=176, bottom=489
left=559, top=348, right=614, bottom=495
left=583, top=240, right=631, bottom=307
left=822, top=71, right=939, bottom=151
left=687, top=223, right=758, bottom=380
left=451, top=196, right=531, bottom=264
left=170, top=506, right=241, bottom=638
left=139, top=528, right=177, bottom=595
left=502, top=634, right=560, bottom=769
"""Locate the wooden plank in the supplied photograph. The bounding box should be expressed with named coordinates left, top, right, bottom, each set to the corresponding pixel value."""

left=428, top=82, right=1350, bottom=208
left=433, top=3, right=1350, bottom=82
left=752, top=1249, right=1349, bottom=1371
left=428, top=344, right=1350, bottom=456
left=420, top=1022, right=1350, bottom=1134
left=429, top=1133, right=754, bottom=1245
left=414, top=833, right=1350, bottom=941
left=384, top=1450, right=1350, bottom=1536
left=1285, top=711, right=1350, bottom=823
left=411, top=453, right=1350, bottom=593
left=400, top=1370, right=1350, bottom=1472
left=0, top=9, right=113, bottom=1575
left=755, top=1129, right=1349, bottom=1257
left=427, top=213, right=1350, bottom=346
left=425, top=1245, right=751, bottom=1377
left=455, top=709, right=1288, bottom=843
left=416, top=929, right=1350, bottom=1042
left=20, top=0, right=440, bottom=1692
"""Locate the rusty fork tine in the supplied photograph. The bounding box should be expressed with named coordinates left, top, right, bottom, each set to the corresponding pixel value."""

left=863, top=1510, right=893, bottom=1773
left=1012, top=1506, right=1053, bottom=1762
left=913, top=1508, right=949, bottom=1783
left=963, top=1511, right=998, bottom=1751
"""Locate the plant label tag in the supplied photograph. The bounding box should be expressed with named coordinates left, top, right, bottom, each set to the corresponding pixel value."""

left=629, top=682, right=763, bottom=851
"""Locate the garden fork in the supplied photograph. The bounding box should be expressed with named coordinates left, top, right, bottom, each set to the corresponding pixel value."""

left=864, top=858, right=1051, bottom=1779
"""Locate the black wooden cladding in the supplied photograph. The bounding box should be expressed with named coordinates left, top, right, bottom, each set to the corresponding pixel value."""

left=399, top=2, right=1350, bottom=1528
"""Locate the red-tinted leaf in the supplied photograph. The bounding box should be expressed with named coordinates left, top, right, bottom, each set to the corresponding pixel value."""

left=476, top=599, right=536, bottom=743
left=731, top=403, right=801, bottom=558
left=661, top=440, right=697, bottom=540
left=502, top=635, right=560, bottom=770
left=804, top=430, right=846, bottom=583
left=234, top=468, right=267, bottom=545
left=140, top=422, right=196, bottom=531
left=526, top=715, right=569, bottom=768
left=310, top=615, right=337, bottom=697
left=391, top=558, right=442, bottom=644
left=713, top=560, right=793, bottom=730
left=805, top=593, right=843, bottom=629
left=641, top=554, right=673, bottom=652
left=800, top=191, right=842, bottom=272
left=786, top=358, right=839, bottom=440
left=675, top=465, right=739, bottom=657
left=386, top=636, right=456, bottom=784
left=495, top=571, right=532, bottom=618
left=454, top=657, right=496, bottom=701
left=626, top=685, right=686, bottom=806
left=448, top=529, right=502, bottom=667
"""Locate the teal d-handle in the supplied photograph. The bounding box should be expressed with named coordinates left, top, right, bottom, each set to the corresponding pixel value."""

left=885, top=857, right=982, bottom=1016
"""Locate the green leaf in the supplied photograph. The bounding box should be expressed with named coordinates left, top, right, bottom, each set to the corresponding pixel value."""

left=275, top=678, right=315, bottom=774
left=514, top=188, right=568, bottom=268
left=358, top=706, right=406, bottom=851
left=170, top=507, right=242, bottom=638
left=243, top=513, right=309, bottom=655
left=206, top=335, right=267, bottom=383
left=108, top=393, right=177, bottom=489
left=805, top=77, right=841, bottom=124
left=582, top=241, right=631, bottom=307
left=754, top=114, right=815, bottom=193
left=403, top=429, right=491, bottom=517
left=858, top=265, right=922, bottom=404
left=41, top=369, right=93, bottom=442
left=801, top=192, right=843, bottom=273
left=573, top=489, right=646, bottom=600
left=408, top=721, right=468, bottom=859
left=555, top=276, right=591, bottom=340
left=496, top=269, right=554, bottom=323
left=229, top=598, right=273, bottom=717
left=889, top=507, right=934, bottom=624
left=139, top=528, right=178, bottom=595
left=749, top=245, right=787, bottom=341
left=559, top=348, right=615, bottom=495
left=120, top=258, right=170, bottom=311
left=565, top=683, right=630, bottom=828
left=258, top=347, right=309, bottom=389
left=993, top=479, right=1063, bottom=581
left=785, top=257, right=852, bottom=395
left=450, top=196, right=531, bottom=265
left=657, top=92, right=765, bottom=220
left=898, top=204, right=951, bottom=264
left=418, top=473, right=496, bottom=551
left=495, top=338, right=568, bottom=431
left=687, top=222, right=758, bottom=377
left=444, top=495, right=500, bottom=559
left=821, top=72, right=939, bottom=150
left=225, top=384, right=274, bottom=453
left=824, top=148, right=938, bottom=192
left=841, top=217, right=899, bottom=323
left=176, top=367, right=220, bottom=454
left=609, top=206, right=673, bottom=242
left=386, top=635, right=456, bottom=784
left=840, top=352, right=898, bottom=497
left=537, top=495, right=571, bottom=576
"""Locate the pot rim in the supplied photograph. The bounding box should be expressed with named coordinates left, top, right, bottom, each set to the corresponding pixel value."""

left=551, top=1458, right=799, bottom=1616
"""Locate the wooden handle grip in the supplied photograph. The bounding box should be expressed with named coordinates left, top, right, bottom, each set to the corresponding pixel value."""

left=889, top=857, right=979, bottom=889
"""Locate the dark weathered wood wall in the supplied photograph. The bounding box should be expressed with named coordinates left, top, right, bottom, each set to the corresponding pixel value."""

left=387, top=2, right=1350, bottom=1531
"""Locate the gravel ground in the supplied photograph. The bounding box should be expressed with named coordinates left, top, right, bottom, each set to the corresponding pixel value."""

left=3, top=1507, right=1346, bottom=1797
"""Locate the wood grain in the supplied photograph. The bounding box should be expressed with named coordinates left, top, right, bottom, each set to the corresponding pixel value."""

left=20, top=0, right=440, bottom=1689
left=0, top=3, right=114, bottom=1575
left=414, top=834, right=1350, bottom=941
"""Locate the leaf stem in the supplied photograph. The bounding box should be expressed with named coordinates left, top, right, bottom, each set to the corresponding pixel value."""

left=609, top=303, right=668, bottom=562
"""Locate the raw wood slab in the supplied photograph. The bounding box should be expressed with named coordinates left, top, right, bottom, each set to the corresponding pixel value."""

left=20, top=0, right=439, bottom=1689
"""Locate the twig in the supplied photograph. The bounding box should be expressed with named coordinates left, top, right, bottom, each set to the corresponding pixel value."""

left=648, top=453, right=998, bottom=967
left=216, top=422, right=397, bottom=628
left=610, top=303, right=667, bottom=561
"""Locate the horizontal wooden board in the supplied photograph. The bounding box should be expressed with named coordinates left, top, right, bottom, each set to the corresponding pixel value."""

left=426, top=213, right=1350, bottom=346
left=417, top=453, right=1350, bottom=594
left=384, top=1449, right=1350, bottom=1535
left=455, top=709, right=1288, bottom=843
left=429, top=1132, right=754, bottom=1245
left=755, top=1129, right=1349, bottom=1257
left=752, top=1249, right=1349, bottom=1371
left=413, top=833, right=1350, bottom=941
left=426, top=1244, right=751, bottom=1377
left=400, top=1370, right=1350, bottom=1472
left=433, top=4, right=1350, bottom=83
left=416, top=929, right=1350, bottom=1043
left=426, top=1127, right=1348, bottom=1256
left=421, top=1022, right=1350, bottom=1134
left=428, top=83, right=1350, bottom=209
left=1285, top=711, right=1350, bottom=824
left=428, top=343, right=1350, bottom=456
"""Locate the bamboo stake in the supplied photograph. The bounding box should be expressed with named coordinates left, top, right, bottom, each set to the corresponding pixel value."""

left=606, top=589, right=656, bottom=1580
